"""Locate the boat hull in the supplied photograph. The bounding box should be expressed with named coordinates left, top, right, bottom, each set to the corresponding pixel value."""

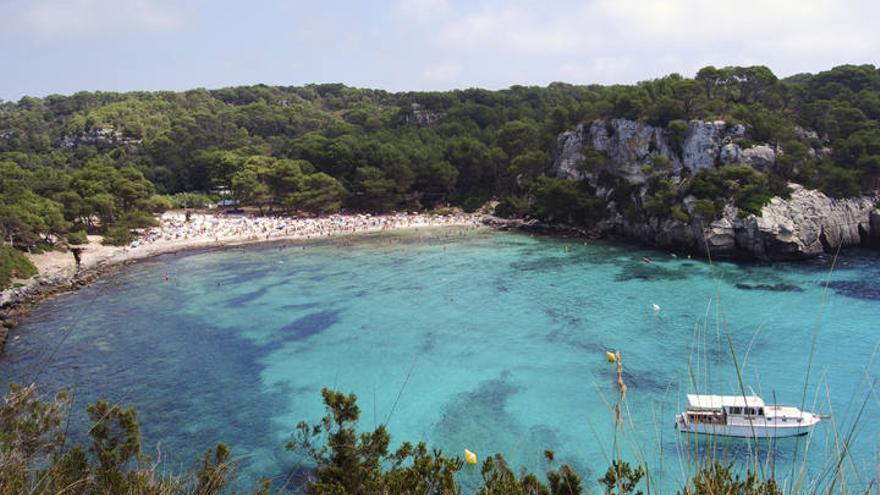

left=675, top=415, right=817, bottom=438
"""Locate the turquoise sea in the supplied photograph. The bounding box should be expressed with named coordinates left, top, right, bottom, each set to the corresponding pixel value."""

left=2, top=228, right=879, bottom=493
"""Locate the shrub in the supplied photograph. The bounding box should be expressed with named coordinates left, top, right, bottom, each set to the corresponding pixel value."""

left=65, top=230, right=88, bottom=245
left=529, top=177, right=603, bottom=224
left=678, top=461, right=781, bottom=495
left=117, top=210, right=158, bottom=229
left=0, top=384, right=237, bottom=495
left=431, top=207, right=456, bottom=216
left=478, top=452, right=584, bottom=495
left=291, top=388, right=585, bottom=495
left=0, top=384, right=789, bottom=495
left=652, top=155, right=672, bottom=173
left=578, top=148, right=614, bottom=173
left=0, top=245, right=37, bottom=289
left=167, top=192, right=216, bottom=209
left=670, top=205, right=690, bottom=222
left=137, top=195, right=173, bottom=213
left=686, top=166, right=789, bottom=218
left=736, top=184, right=773, bottom=216
left=288, top=388, right=462, bottom=494
left=494, top=195, right=529, bottom=218
left=643, top=178, right=678, bottom=218
left=101, top=225, right=134, bottom=246
left=816, top=162, right=862, bottom=198
left=667, top=119, right=688, bottom=157
left=462, top=196, right=486, bottom=213
left=691, top=199, right=718, bottom=219
left=600, top=460, right=645, bottom=495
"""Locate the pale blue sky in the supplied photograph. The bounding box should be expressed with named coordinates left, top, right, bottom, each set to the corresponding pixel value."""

left=1, top=0, right=878, bottom=100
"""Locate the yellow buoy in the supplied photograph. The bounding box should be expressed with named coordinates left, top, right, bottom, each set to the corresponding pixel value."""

left=605, top=351, right=617, bottom=363
left=464, top=449, right=477, bottom=465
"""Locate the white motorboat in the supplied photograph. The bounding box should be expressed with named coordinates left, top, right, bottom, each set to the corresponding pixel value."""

left=675, top=392, right=824, bottom=438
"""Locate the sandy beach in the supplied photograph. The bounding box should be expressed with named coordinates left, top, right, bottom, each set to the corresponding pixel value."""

left=1, top=211, right=484, bottom=313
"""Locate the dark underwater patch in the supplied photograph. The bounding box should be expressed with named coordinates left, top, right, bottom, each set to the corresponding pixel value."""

left=419, top=331, right=436, bottom=353
left=224, top=277, right=292, bottom=306
left=825, top=280, right=880, bottom=301
left=225, top=285, right=271, bottom=306
left=216, top=266, right=278, bottom=286
left=9, top=295, right=290, bottom=492
left=545, top=329, right=605, bottom=354
left=306, top=270, right=352, bottom=283
left=279, top=310, right=340, bottom=341
left=543, top=307, right=583, bottom=328
left=510, top=255, right=577, bottom=273
left=431, top=375, right=524, bottom=465
left=735, top=282, right=804, bottom=292
left=622, top=368, right=671, bottom=392
left=614, top=264, right=690, bottom=282
left=432, top=375, right=591, bottom=481
left=279, top=302, right=321, bottom=311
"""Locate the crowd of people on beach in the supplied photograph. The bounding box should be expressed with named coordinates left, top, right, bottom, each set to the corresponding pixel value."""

left=128, top=211, right=484, bottom=249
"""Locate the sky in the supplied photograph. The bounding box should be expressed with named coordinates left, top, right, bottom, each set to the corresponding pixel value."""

left=1, top=0, right=878, bottom=100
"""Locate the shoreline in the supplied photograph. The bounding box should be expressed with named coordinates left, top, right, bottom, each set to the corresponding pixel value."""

left=0, top=212, right=485, bottom=352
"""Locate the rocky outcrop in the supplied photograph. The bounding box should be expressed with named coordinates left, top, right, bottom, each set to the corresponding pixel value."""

left=606, top=185, right=879, bottom=260
left=681, top=121, right=745, bottom=171
left=736, top=185, right=878, bottom=258
left=400, top=103, right=444, bottom=127
left=555, top=119, right=676, bottom=182
left=553, top=118, right=768, bottom=181
left=58, top=126, right=142, bottom=149
left=549, top=118, right=878, bottom=260
left=741, top=145, right=777, bottom=170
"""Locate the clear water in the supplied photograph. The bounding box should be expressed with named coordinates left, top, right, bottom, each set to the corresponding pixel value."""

left=2, top=228, right=879, bottom=493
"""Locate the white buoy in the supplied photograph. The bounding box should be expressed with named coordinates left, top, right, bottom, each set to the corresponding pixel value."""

left=652, top=303, right=661, bottom=313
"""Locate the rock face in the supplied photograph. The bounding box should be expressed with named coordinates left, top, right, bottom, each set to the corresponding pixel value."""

left=553, top=118, right=761, bottom=181
left=550, top=118, right=879, bottom=259
left=58, top=126, right=142, bottom=149
left=681, top=121, right=745, bottom=171
left=606, top=186, right=879, bottom=260
left=505, top=184, right=878, bottom=260
left=736, top=185, right=878, bottom=259
left=555, top=119, right=675, bottom=182
left=741, top=145, right=777, bottom=170
left=400, top=103, right=444, bottom=127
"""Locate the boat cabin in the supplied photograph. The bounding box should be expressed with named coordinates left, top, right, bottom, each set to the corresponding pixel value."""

left=684, top=394, right=766, bottom=423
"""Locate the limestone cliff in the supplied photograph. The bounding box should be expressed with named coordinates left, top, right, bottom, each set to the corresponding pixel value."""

left=554, top=119, right=758, bottom=181
left=57, top=126, right=142, bottom=149
left=550, top=119, right=880, bottom=260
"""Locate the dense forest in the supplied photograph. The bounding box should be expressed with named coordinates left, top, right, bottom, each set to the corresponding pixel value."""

left=2, top=64, right=880, bottom=257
